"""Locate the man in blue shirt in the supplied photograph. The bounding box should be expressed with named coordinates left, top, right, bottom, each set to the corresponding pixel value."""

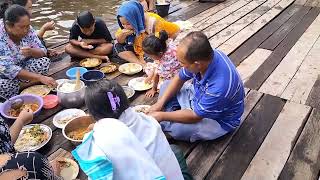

left=149, top=31, right=245, bottom=142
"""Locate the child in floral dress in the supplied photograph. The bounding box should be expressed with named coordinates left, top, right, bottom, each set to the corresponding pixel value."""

left=142, top=30, right=182, bottom=97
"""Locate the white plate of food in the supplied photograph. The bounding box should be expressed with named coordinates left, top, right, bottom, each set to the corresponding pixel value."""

left=20, top=85, right=52, bottom=97
left=57, top=158, right=79, bottom=180
left=119, top=63, right=142, bottom=75
left=122, top=86, right=135, bottom=99
left=80, top=58, right=102, bottom=68
left=14, top=124, right=52, bottom=152
left=128, top=77, right=153, bottom=91
left=100, top=63, right=118, bottom=73
left=132, top=105, right=151, bottom=114
left=53, top=109, right=86, bottom=129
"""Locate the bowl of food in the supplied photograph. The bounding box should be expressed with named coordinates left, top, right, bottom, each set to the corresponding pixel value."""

left=66, top=67, right=88, bottom=80
left=0, top=94, right=43, bottom=119
left=53, top=108, right=86, bottom=129
left=128, top=77, right=153, bottom=91
left=14, top=124, right=52, bottom=152
left=56, top=158, right=79, bottom=180
left=63, top=116, right=95, bottom=145
left=80, top=58, right=102, bottom=68
left=81, top=70, right=105, bottom=85
left=57, top=80, right=86, bottom=108
left=43, top=95, right=59, bottom=109
left=119, top=63, right=142, bottom=75
left=122, top=86, right=135, bottom=99
left=99, top=63, right=118, bottom=74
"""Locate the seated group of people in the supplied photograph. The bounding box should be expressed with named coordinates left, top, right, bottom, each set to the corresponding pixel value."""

left=0, top=0, right=245, bottom=179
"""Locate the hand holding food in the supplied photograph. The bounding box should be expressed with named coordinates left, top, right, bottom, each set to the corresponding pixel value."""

left=16, top=108, right=33, bottom=126
left=80, top=41, right=93, bottom=49
left=42, top=21, right=55, bottom=31
left=39, top=75, right=58, bottom=88
left=20, top=47, right=32, bottom=57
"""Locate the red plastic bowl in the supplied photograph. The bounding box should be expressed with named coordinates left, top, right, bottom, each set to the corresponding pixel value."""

left=43, top=95, right=58, bottom=109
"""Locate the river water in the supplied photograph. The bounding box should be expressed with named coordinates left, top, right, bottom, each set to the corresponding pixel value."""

left=31, top=0, right=184, bottom=45
left=32, top=0, right=125, bottom=45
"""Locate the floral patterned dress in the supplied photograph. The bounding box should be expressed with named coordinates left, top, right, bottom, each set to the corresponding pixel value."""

left=0, top=20, right=50, bottom=99
left=145, top=39, right=181, bottom=83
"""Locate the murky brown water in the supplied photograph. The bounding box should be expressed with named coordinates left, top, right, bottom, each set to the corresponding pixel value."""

left=31, top=0, right=185, bottom=45
left=31, top=0, right=124, bottom=45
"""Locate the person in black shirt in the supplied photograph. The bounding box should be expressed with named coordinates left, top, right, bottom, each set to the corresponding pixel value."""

left=65, top=11, right=113, bottom=61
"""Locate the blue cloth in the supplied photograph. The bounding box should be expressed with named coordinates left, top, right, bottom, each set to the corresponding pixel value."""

left=117, top=0, right=145, bottom=35
left=72, top=132, right=114, bottom=180
left=179, top=49, right=245, bottom=132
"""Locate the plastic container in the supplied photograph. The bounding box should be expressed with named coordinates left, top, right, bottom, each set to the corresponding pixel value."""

left=43, top=95, right=59, bottom=109
left=66, top=67, right=87, bottom=80
left=81, top=70, right=105, bottom=85
left=156, top=3, right=170, bottom=17
left=0, top=94, right=43, bottom=119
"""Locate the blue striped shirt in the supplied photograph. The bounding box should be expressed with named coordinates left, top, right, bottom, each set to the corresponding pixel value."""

left=179, top=49, right=245, bottom=131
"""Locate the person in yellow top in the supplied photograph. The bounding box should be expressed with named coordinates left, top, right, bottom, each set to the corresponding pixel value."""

left=114, top=0, right=180, bottom=64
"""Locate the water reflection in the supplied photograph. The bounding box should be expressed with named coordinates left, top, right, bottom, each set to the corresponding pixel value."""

left=31, top=0, right=125, bottom=45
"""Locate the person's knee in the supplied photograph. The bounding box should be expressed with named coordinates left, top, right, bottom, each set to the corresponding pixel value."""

left=95, top=43, right=113, bottom=55
left=65, top=43, right=76, bottom=54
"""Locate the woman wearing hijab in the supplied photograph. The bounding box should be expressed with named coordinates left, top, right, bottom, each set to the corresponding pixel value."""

left=114, top=0, right=180, bottom=64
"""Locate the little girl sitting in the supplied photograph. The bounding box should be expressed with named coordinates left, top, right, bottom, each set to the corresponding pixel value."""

left=72, top=79, right=188, bottom=180
left=142, top=30, right=182, bottom=97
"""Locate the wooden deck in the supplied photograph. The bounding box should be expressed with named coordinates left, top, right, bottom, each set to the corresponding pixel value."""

left=16, top=0, right=320, bottom=179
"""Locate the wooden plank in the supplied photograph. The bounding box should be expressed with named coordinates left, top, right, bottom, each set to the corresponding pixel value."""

left=167, top=0, right=196, bottom=19
left=175, top=0, right=251, bottom=42
left=229, top=5, right=301, bottom=65
left=259, top=10, right=320, bottom=97
left=279, top=108, right=320, bottom=180
left=48, top=148, right=72, bottom=161
left=244, top=7, right=320, bottom=90
left=237, top=48, right=272, bottom=83
left=186, top=90, right=263, bottom=179
left=305, top=0, right=319, bottom=7
left=195, top=0, right=253, bottom=29
left=260, top=6, right=312, bottom=50
left=218, top=0, right=295, bottom=54
left=306, top=75, right=320, bottom=108
left=205, top=95, right=286, bottom=180
left=188, top=0, right=241, bottom=25
left=281, top=35, right=320, bottom=104
left=210, top=0, right=287, bottom=48
left=48, top=55, right=74, bottom=76
left=241, top=102, right=311, bottom=180
left=205, top=0, right=267, bottom=39
left=295, top=0, right=308, bottom=5
left=179, top=2, right=219, bottom=21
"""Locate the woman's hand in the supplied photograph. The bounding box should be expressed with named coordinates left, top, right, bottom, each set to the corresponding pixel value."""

left=20, top=47, right=32, bottom=57
left=42, top=21, right=55, bottom=31
left=39, top=75, right=57, bottom=88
